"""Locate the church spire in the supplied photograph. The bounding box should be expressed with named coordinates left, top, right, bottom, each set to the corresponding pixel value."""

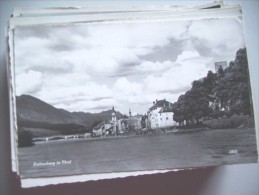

left=129, top=108, right=131, bottom=117
left=112, top=107, right=116, bottom=122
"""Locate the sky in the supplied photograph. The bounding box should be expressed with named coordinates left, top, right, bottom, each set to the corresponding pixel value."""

left=14, top=17, right=245, bottom=115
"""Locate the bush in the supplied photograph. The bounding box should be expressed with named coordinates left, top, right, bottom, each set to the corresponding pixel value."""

left=18, top=128, right=34, bottom=147
left=202, top=115, right=251, bottom=129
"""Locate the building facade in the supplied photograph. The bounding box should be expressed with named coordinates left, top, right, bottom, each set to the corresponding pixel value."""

left=148, top=99, right=176, bottom=129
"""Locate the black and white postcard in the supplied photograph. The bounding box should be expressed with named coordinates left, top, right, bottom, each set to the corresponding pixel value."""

left=9, top=4, right=258, bottom=187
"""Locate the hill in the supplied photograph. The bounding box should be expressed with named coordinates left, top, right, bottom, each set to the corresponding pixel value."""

left=16, top=95, right=124, bottom=136
left=16, top=95, right=81, bottom=124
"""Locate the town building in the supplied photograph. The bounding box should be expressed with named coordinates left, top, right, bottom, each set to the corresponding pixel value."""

left=117, top=119, right=128, bottom=134
left=92, top=120, right=113, bottom=136
left=92, top=107, right=118, bottom=136
left=92, top=107, right=148, bottom=136
left=118, top=109, right=144, bottom=134
left=147, top=99, right=176, bottom=129
left=127, top=114, right=142, bottom=132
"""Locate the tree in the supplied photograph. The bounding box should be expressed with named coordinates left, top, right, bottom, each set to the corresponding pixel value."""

left=184, top=88, right=211, bottom=124
left=172, top=48, right=253, bottom=126
left=217, top=65, right=224, bottom=79
left=209, top=48, right=252, bottom=116
left=173, top=85, right=212, bottom=125
left=228, top=48, right=252, bottom=115
left=18, top=128, right=34, bottom=147
left=203, top=71, right=216, bottom=93
left=172, top=95, right=186, bottom=125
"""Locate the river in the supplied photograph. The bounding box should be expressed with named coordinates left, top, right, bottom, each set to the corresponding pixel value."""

left=18, top=128, right=258, bottom=178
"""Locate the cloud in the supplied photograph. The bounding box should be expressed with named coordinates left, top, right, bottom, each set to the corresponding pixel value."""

left=136, top=60, right=176, bottom=74
left=15, top=20, right=188, bottom=78
left=38, top=82, right=112, bottom=104
left=65, top=47, right=141, bottom=76
left=14, top=18, right=245, bottom=114
left=55, top=98, right=115, bottom=113
left=31, top=80, right=115, bottom=113
left=86, top=21, right=188, bottom=48
left=16, top=70, right=43, bottom=95
left=92, top=97, right=113, bottom=101
left=114, top=77, right=143, bottom=96
left=15, top=38, right=74, bottom=75
left=176, top=50, right=200, bottom=61
left=188, top=18, right=245, bottom=60
left=140, top=38, right=184, bottom=62
left=143, top=50, right=213, bottom=95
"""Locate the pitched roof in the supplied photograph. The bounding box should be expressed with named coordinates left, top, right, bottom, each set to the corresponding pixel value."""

left=93, top=120, right=110, bottom=130
left=93, top=121, right=105, bottom=130
left=149, top=99, right=173, bottom=111
left=159, top=106, right=173, bottom=113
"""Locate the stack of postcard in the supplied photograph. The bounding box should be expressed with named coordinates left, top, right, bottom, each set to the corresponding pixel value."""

left=7, top=1, right=258, bottom=188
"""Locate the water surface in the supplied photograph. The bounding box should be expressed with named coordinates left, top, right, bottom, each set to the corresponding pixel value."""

left=18, top=128, right=258, bottom=178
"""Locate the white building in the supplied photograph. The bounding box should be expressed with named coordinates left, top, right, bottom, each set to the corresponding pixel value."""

left=117, top=119, right=128, bottom=134
left=148, top=99, right=176, bottom=129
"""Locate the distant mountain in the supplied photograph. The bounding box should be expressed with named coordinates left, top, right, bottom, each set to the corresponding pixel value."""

left=16, top=94, right=124, bottom=136
left=72, top=109, right=124, bottom=129
left=16, top=95, right=81, bottom=124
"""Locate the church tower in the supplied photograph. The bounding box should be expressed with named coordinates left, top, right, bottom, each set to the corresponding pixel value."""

left=129, top=108, right=132, bottom=117
left=111, top=107, right=117, bottom=122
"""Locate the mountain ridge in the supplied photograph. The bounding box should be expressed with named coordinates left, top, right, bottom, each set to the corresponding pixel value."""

left=16, top=94, right=124, bottom=136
